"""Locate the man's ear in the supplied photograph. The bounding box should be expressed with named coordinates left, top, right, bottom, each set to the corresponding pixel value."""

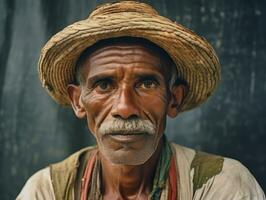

left=167, top=84, right=186, bottom=118
left=67, top=84, right=86, bottom=119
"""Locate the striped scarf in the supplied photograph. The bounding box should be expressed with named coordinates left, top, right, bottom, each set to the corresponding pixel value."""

left=81, top=136, right=177, bottom=200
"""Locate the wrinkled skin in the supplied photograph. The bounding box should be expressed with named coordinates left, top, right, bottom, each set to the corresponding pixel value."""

left=67, top=43, right=185, bottom=199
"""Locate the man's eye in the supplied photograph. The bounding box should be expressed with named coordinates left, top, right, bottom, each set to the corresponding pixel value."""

left=95, top=80, right=113, bottom=92
left=139, top=80, right=158, bottom=89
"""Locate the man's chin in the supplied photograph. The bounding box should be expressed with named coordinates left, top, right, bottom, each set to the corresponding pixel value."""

left=100, top=146, right=155, bottom=166
left=102, top=133, right=151, bottom=150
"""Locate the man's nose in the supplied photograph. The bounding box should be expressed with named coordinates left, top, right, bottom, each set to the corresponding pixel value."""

left=111, top=87, right=140, bottom=119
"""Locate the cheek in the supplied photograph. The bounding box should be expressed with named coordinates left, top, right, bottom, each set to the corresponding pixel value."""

left=138, top=89, right=168, bottom=133
left=81, top=91, right=113, bottom=133
left=150, top=95, right=168, bottom=114
left=138, top=92, right=167, bottom=151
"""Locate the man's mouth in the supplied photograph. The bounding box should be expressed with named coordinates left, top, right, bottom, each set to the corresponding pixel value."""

left=108, top=131, right=145, bottom=135
left=107, top=132, right=147, bottom=143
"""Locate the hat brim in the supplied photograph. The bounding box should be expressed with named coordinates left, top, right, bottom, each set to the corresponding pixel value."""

left=39, top=8, right=220, bottom=112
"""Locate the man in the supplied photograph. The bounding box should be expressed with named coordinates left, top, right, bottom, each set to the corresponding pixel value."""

left=17, top=1, right=265, bottom=200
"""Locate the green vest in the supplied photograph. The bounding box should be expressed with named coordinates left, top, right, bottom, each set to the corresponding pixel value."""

left=50, top=146, right=96, bottom=200
left=50, top=145, right=224, bottom=200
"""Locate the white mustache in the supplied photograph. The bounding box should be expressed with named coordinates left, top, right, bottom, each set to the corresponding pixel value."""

left=98, top=118, right=156, bottom=135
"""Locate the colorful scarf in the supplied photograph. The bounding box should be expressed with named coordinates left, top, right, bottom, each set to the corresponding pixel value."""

left=81, top=136, right=178, bottom=200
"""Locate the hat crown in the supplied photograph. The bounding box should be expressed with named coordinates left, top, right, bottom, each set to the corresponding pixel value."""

left=89, top=1, right=158, bottom=18
left=40, top=0, right=221, bottom=112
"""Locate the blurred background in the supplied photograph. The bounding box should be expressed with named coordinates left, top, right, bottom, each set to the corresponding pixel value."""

left=0, top=0, right=265, bottom=199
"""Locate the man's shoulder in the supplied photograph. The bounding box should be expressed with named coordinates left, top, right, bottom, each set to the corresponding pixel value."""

left=16, top=167, right=55, bottom=200
left=217, top=157, right=265, bottom=197
left=170, top=142, right=265, bottom=199
left=170, top=142, right=250, bottom=173
left=50, top=145, right=97, bottom=171
left=198, top=157, right=265, bottom=199
left=16, top=146, right=97, bottom=200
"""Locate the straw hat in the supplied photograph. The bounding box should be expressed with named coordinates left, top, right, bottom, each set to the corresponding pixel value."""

left=39, top=1, right=221, bottom=112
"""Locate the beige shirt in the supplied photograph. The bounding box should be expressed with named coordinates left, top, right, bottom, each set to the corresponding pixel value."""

left=17, top=144, right=265, bottom=200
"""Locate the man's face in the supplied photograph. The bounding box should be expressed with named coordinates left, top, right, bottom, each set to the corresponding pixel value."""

left=69, top=43, right=182, bottom=165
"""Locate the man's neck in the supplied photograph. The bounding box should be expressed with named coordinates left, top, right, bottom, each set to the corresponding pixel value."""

left=100, top=140, right=163, bottom=200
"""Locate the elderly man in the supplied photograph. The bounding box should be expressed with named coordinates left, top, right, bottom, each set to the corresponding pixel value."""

left=17, top=1, right=265, bottom=200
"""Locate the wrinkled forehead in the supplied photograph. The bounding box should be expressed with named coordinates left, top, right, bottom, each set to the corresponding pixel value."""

left=76, top=37, right=175, bottom=74
left=89, top=44, right=159, bottom=60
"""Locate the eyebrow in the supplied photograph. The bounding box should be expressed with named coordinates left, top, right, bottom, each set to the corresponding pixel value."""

left=85, top=69, right=164, bottom=85
left=135, top=73, right=162, bottom=82
left=86, top=73, right=115, bottom=86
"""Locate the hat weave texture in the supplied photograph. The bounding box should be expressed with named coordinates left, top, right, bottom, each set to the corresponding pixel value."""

left=39, top=1, right=221, bottom=112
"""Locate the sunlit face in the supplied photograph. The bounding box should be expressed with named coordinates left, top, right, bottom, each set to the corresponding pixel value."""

left=69, top=43, right=180, bottom=165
